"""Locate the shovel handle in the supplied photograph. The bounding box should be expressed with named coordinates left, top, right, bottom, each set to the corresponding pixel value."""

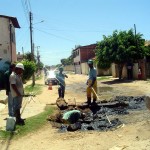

left=91, top=87, right=100, bottom=101
left=91, top=87, right=112, bottom=125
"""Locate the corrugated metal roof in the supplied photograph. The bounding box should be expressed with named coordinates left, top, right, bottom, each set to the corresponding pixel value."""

left=0, top=15, right=20, bottom=28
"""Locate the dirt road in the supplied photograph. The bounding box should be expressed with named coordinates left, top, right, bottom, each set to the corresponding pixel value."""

left=1, top=73, right=150, bottom=150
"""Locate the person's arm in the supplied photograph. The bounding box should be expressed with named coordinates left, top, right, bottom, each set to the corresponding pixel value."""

left=11, top=84, right=22, bottom=97
left=90, top=77, right=96, bottom=87
left=65, top=74, right=68, bottom=78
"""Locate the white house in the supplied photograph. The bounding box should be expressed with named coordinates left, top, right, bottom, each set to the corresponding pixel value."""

left=0, top=15, right=20, bottom=62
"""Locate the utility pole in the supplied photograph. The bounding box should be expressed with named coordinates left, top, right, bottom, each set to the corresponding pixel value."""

left=36, top=46, right=40, bottom=72
left=134, top=24, right=136, bottom=37
left=22, top=47, right=24, bottom=59
left=134, top=24, right=138, bottom=48
left=29, top=11, right=35, bottom=86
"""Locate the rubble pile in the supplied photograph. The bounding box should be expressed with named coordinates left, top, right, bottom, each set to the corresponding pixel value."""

left=48, top=96, right=146, bottom=132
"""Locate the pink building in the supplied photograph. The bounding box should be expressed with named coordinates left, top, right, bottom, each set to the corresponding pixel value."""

left=0, top=15, right=20, bottom=62
left=73, top=44, right=97, bottom=74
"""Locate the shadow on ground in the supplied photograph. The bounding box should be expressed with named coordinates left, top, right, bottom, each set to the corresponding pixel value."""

left=101, top=79, right=135, bottom=85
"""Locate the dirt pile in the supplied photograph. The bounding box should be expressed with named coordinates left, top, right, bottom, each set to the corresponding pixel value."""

left=48, top=95, right=146, bottom=132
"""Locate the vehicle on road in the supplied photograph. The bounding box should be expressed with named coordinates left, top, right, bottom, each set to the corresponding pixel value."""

left=44, top=70, right=58, bottom=85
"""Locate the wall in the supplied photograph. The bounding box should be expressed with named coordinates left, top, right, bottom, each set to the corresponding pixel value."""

left=112, top=62, right=144, bottom=79
left=97, top=67, right=112, bottom=76
left=73, top=48, right=80, bottom=63
left=64, top=65, right=74, bottom=72
left=80, top=45, right=96, bottom=62
left=138, top=59, right=146, bottom=79
left=0, top=18, right=10, bottom=60
left=146, top=62, right=150, bottom=78
left=73, top=44, right=97, bottom=74
left=0, top=17, right=17, bottom=62
left=81, top=62, right=89, bottom=75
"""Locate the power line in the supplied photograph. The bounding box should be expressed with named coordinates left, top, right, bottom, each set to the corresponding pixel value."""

left=17, top=30, right=29, bottom=51
left=24, top=0, right=30, bottom=12
left=27, top=0, right=32, bottom=12
left=21, top=0, right=30, bottom=25
left=33, top=13, right=112, bottom=33
left=34, top=28, right=77, bottom=43
left=40, top=50, right=72, bottom=54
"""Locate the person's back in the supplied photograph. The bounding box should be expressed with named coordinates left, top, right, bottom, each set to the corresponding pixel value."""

left=62, top=110, right=81, bottom=124
left=4, top=63, right=16, bottom=117
left=4, top=69, right=11, bottom=95
left=56, top=72, right=66, bottom=86
left=56, top=67, right=68, bottom=98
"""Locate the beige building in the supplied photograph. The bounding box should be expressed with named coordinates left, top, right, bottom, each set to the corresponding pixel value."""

left=0, top=15, right=20, bottom=62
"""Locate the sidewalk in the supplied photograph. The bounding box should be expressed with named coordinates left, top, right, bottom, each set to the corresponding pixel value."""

left=0, top=74, right=52, bottom=130
left=0, top=90, right=8, bottom=129
left=0, top=92, right=46, bottom=130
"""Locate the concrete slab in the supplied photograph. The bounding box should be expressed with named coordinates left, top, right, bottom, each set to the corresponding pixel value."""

left=0, top=90, right=7, bottom=105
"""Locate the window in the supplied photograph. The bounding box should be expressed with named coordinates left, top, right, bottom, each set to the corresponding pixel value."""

left=3, top=49, right=7, bottom=54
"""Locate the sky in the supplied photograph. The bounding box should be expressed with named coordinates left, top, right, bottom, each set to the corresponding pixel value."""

left=1, top=0, right=150, bottom=65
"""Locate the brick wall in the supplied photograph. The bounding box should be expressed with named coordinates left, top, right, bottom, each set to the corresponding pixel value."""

left=80, top=44, right=96, bottom=62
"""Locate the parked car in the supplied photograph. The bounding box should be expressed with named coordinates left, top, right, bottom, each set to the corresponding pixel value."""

left=44, top=70, right=58, bottom=85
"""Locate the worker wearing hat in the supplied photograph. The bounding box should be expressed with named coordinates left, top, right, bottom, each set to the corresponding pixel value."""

left=9, top=63, right=25, bottom=125
left=86, top=59, right=97, bottom=105
left=56, top=67, right=68, bottom=98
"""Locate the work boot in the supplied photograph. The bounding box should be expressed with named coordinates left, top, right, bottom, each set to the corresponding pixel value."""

left=15, top=109, right=25, bottom=125
left=86, top=97, right=91, bottom=105
left=92, top=99, right=97, bottom=105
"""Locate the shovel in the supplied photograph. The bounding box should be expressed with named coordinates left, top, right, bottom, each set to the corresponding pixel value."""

left=91, top=87, right=112, bottom=125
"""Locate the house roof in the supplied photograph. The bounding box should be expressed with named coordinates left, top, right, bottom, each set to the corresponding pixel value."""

left=0, top=15, right=20, bottom=28
left=73, top=43, right=97, bottom=51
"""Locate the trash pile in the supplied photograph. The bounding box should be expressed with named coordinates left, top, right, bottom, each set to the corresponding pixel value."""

left=48, top=96, right=146, bottom=132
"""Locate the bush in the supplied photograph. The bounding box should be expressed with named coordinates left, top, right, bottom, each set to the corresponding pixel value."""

left=21, top=60, right=37, bottom=82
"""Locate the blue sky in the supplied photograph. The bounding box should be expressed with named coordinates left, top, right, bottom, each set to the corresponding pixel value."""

left=1, top=0, right=150, bottom=65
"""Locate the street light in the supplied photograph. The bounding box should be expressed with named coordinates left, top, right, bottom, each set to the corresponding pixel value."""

left=33, top=20, right=44, bottom=25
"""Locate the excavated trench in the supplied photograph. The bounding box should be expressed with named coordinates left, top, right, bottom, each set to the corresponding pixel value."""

left=48, top=96, right=146, bottom=132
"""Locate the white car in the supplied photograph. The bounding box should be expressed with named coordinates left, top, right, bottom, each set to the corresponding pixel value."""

left=44, top=70, right=58, bottom=85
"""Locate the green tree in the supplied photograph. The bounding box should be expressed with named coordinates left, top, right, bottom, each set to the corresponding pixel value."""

left=61, top=55, right=73, bottom=66
left=21, top=60, right=37, bottom=82
left=24, top=52, right=44, bottom=72
left=24, top=52, right=36, bottom=62
left=96, top=29, right=146, bottom=79
left=39, top=62, right=44, bottom=70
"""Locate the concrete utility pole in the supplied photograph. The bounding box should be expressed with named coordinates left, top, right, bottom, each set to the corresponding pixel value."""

left=134, top=24, right=136, bottom=37
left=22, top=47, right=24, bottom=59
left=134, top=24, right=137, bottom=47
left=36, top=46, right=40, bottom=71
left=29, top=11, right=35, bottom=86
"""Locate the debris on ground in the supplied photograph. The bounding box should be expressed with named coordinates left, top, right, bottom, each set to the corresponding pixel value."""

left=47, top=96, right=147, bottom=132
left=56, top=98, right=68, bottom=110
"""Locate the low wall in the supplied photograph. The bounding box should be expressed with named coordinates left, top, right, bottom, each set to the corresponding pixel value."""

left=112, top=63, right=142, bottom=79
left=97, top=67, right=112, bottom=76
left=64, top=65, right=75, bottom=72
